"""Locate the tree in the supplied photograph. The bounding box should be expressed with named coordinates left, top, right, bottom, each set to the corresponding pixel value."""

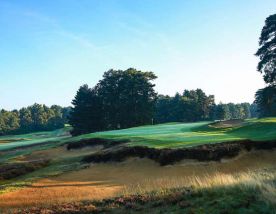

left=19, top=108, right=33, bottom=132
left=69, top=84, right=103, bottom=136
left=240, top=103, right=251, bottom=119
left=154, top=89, right=215, bottom=123
left=255, top=14, right=276, bottom=85
left=0, top=104, right=68, bottom=136
left=69, top=68, right=157, bottom=135
left=254, top=14, right=276, bottom=117
left=0, top=110, right=20, bottom=135
left=215, top=103, right=231, bottom=121
left=250, top=103, right=258, bottom=118
left=254, top=86, right=276, bottom=117
left=154, top=95, right=173, bottom=123
left=95, top=68, right=157, bottom=129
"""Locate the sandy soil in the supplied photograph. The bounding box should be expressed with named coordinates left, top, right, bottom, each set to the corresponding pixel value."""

left=1, top=149, right=276, bottom=208
left=210, top=119, right=244, bottom=128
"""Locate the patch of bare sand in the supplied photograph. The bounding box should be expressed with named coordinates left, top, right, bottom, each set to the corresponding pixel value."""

left=210, top=119, right=244, bottom=128
left=1, top=150, right=276, bottom=208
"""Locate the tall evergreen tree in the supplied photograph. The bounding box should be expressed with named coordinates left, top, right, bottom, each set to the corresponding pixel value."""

left=95, top=68, right=157, bottom=129
left=254, top=14, right=276, bottom=117
left=69, top=85, right=100, bottom=136
left=255, top=14, right=276, bottom=85
left=255, top=86, right=276, bottom=117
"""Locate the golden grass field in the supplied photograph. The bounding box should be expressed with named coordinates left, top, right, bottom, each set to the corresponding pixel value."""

left=1, top=149, right=276, bottom=210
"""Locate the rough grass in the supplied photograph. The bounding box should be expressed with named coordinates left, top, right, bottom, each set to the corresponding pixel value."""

left=4, top=167, right=276, bottom=213
left=70, top=118, right=276, bottom=149
left=1, top=150, right=276, bottom=210
left=0, top=118, right=275, bottom=213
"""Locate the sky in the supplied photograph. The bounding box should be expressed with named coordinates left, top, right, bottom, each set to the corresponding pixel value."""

left=1, top=0, right=275, bottom=110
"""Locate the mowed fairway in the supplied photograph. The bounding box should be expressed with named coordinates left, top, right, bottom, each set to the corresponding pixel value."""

left=71, top=118, right=276, bottom=148
left=0, top=128, right=71, bottom=152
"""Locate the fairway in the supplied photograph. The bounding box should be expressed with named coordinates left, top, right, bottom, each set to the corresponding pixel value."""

left=0, top=128, right=70, bottom=152
left=71, top=118, right=276, bottom=148
left=1, top=118, right=276, bottom=151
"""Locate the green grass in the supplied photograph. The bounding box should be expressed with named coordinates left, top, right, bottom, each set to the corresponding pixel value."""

left=70, top=117, right=276, bottom=149
left=0, top=127, right=71, bottom=152
left=1, top=117, right=276, bottom=151
left=0, top=118, right=276, bottom=212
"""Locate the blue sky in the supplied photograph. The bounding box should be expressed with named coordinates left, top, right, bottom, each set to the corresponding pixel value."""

left=1, top=0, right=275, bottom=110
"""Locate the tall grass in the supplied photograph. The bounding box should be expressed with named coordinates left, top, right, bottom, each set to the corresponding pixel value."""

left=121, top=169, right=276, bottom=205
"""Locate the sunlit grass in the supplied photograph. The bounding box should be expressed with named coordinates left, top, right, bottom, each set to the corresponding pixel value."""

left=0, top=127, right=71, bottom=152
left=70, top=117, right=276, bottom=148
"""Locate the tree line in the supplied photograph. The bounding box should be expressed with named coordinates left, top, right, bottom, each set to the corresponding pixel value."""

left=254, top=14, right=276, bottom=117
left=69, top=68, right=257, bottom=136
left=155, top=92, right=255, bottom=123
left=0, top=104, right=71, bottom=135
left=69, top=68, right=157, bottom=136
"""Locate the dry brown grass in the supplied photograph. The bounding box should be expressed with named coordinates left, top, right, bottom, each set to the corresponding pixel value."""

left=0, top=179, right=121, bottom=208
left=0, top=150, right=276, bottom=209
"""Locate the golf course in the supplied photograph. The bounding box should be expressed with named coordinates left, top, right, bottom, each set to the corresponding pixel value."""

left=1, top=1, right=276, bottom=213
left=0, top=118, right=276, bottom=213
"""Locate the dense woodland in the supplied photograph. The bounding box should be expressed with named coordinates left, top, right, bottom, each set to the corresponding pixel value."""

left=0, top=104, right=71, bottom=136
left=155, top=93, right=255, bottom=123
left=69, top=68, right=258, bottom=136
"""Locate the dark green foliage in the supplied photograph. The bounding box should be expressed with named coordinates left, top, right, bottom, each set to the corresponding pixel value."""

left=0, top=104, right=70, bottom=136
left=241, top=103, right=251, bottom=119
left=96, top=68, right=157, bottom=129
left=69, top=68, right=157, bottom=135
left=69, top=85, right=104, bottom=136
left=155, top=89, right=215, bottom=123
left=214, top=103, right=230, bottom=121
left=249, top=103, right=258, bottom=118
left=154, top=91, right=252, bottom=123
left=255, top=14, right=276, bottom=85
left=255, top=86, right=276, bottom=117
left=215, top=103, right=253, bottom=121
left=0, top=110, right=20, bottom=135
left=254, top=14, right=276, bottom=117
